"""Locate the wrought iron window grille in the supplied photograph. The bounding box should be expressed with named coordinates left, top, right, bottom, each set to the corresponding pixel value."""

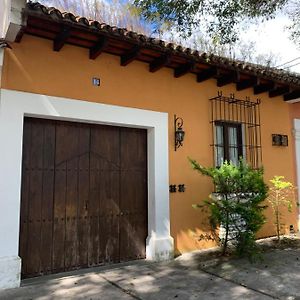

left=210, top=92, right=262, bottom=169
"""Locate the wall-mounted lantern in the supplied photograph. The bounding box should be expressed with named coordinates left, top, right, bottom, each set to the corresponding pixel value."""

left=272, top=134, right=288, bottom=147
left=174, top=115, right=185, bottom=151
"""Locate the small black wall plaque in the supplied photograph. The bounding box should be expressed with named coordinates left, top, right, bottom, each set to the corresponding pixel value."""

left=272, top=134, right=288, bottom=147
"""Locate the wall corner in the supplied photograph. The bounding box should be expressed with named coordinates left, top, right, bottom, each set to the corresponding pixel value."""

left=3, top=0, right=27, bottom=42
left=0, top=256, right=21, bottom=290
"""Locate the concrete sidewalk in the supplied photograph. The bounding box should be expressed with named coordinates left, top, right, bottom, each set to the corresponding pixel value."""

left=1, top=248, right=299, bottom=300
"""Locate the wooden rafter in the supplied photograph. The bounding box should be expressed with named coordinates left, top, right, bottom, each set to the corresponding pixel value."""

left=269, top=86, right=290, bottom=98
left=174, top=62, right=194, bottom=78
left=89, top=36, right=108, bottom=60
left=120, top=45, right=140, bottom=66
left=197, top=67, right=217, bottom=83
left=254, top=82, right=275, bottom=95
left=217, top=71, right=237, bottom=87
left=149, top=54, right=171, bottom=73
left=236, top=77, right=258, bottom=91
left=284, top=90, right=300, bottom=101
left=53, top=27, right=71, bottom=51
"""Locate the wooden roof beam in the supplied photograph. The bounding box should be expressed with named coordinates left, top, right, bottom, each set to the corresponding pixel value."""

left=254, top=81, right=275, bottom=95
left=269, top=86, right=290, bottom=98
left=197, top=67, right=217, bottom=83
left=174, top=62, right=194, bottom=78
left=284, top=90, right=300, bottom=101
left=217, top=71, right=237, bottom=87
left=53, top=27, right=71, bottom=51
left=236, top=77, right=258, bottom=91
left=121, top=45, right=140, bottom=66
left=89, top=36, right=108, bottom=60
left=149, top=54, right=171, bottom=73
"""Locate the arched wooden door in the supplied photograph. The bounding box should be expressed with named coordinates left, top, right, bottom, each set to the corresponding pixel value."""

left=19, top=117, right=148, bottom=278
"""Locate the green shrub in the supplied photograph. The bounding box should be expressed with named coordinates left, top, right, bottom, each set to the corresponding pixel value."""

left=189, top=159, right=268, bottom=260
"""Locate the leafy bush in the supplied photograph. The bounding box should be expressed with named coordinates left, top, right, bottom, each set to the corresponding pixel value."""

left=189, top=159, right=268, bottom=259
left=268, top=176, right=295, bottom=241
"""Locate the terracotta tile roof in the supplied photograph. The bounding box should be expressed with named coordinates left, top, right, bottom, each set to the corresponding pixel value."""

left=19, top=2, right=300, bottom=96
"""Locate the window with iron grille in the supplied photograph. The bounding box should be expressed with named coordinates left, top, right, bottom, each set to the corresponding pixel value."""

left=210, top=92, right=262, bottom=169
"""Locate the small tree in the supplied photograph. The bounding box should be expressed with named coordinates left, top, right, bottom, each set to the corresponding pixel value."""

left=268, top=176, right=295, bottom=241
left=189, top=159, right=268, bottom=259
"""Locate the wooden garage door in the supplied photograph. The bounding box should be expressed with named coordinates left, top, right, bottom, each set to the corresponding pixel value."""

left=19, top=117, right=148, bottom=278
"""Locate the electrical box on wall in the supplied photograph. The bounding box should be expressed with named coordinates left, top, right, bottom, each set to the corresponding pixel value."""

left=272, top=134, right=288, bottom=147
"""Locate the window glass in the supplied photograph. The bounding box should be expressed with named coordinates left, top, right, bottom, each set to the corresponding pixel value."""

left=215, top=125, right=224, bottom=166
left=228, top=127, right=239, bottom=165
left=214, top=122, right=242, bottom=166
left=216, top=125, right=223, bottom=146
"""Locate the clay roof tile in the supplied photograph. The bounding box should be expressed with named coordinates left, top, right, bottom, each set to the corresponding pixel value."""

left=23, top=1, right=300, bottom=87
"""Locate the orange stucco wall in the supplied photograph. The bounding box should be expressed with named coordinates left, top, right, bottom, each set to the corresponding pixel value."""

left=1, top=35, right=298, bottom=255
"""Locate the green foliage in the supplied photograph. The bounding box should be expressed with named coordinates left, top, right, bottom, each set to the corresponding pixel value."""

left=189, top=158, right=268, bottom=259
left=287, top=0, right=300, bottom=47
left=268, top=176, right=295, bottom=241
left=132, top=0, right=288, bottom=44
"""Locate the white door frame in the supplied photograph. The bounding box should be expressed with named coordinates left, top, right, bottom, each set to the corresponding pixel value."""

left=0, top=88, right=173, bottom=289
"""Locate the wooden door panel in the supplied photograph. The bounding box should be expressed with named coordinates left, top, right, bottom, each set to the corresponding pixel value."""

left=90, top=125, right=120, bottom=265
left=88, top=150, right=100, bottom=267
left=99, top=171, right=120, bottom=263
left=64, top=124, right=79, bottom=270
left=119, top=172, right=147, bottom=261
left=53, top=123, right=68, bottom=273
left=19, top=120, right=32, bottom=276
left=120, top=128, right=147, bottom=262
left=39, top=122, right=55, bottom=275
left=26, top=120, right=44, bottom=276
left=77, top=125, right=90, bottom=268
left=20, top=119, right=147, bottom=278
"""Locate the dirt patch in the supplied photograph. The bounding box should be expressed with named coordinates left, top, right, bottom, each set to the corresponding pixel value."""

left=176, top=234, right=300, bottom=269
left=257, top=235, right=300, bottom=251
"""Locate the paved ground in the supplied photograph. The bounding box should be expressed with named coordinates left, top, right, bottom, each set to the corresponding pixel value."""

left=1, top=247, right=300, bottom=300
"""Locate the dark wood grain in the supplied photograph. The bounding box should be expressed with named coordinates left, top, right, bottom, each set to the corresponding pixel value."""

left=40, top=121, right=55, bottom=275
left=120, top=128, right=148, bottom=261
left=77, top=125, right=90, bottom=268
left=19, top=119, right=31, bottom=277
left=20, top=118, right=147, bottom=278
left=26, top=119, right=44, bottom=276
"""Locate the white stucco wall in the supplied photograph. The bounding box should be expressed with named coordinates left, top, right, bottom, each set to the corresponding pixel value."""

left=1, top=0, right=26, bottom=41
left=0, top=0, right=11, bottom=39
left=0, top=88, right=173, bottom=289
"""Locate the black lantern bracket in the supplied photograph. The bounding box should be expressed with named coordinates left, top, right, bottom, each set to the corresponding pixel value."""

left=174, top=115, right=185, bottom=151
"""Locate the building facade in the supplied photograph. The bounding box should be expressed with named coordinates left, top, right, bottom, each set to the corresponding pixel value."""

left=1, top=0, right=300, bottom=289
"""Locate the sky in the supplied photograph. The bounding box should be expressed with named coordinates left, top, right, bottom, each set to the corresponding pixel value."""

left=242, top=15, right=300, bottom=73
